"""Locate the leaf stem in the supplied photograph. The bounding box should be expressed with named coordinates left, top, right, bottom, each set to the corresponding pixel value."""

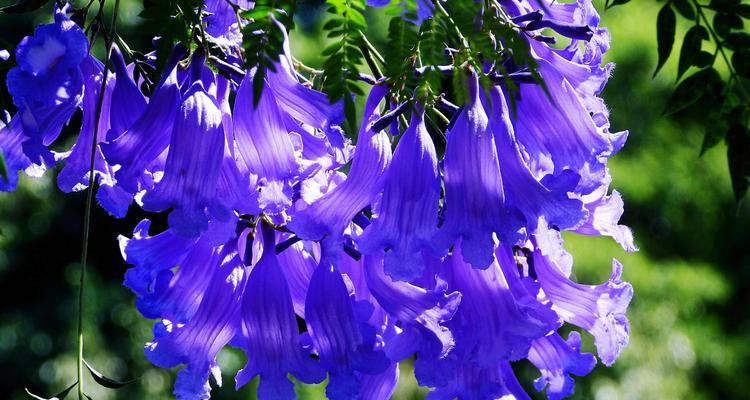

left=359, top=41, right=383, bottom=80
left=433, top=0, right=470, bottom=49
left=359, top=32, right=385, bottom=65
left=78, top=1, right=119, bottom=399
left=358, top=31, right=385, bottom=79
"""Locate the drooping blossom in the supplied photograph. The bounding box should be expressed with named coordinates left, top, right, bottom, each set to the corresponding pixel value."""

left=358, top=109, right=440, bottom=281
left=0, top=0, right=637, bottom=399
left=1, top=4, right=87, bottom=188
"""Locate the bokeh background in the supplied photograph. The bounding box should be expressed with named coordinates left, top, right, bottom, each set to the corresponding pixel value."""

left=1, top=1, right=749, bottom=399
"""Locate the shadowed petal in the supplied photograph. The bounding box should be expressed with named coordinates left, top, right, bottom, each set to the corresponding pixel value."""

left=488, top=86, right=587, bottom=235
left=443, top=244, right=558, bottom=366
left=145, top=246, right=246, bottom=400
left=305, top=256, right=390, bottom=400
left=235, top=225, right=324, bottom=398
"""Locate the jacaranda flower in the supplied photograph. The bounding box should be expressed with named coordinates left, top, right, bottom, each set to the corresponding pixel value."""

left=1, top=0, right=637, bottom=398
left=2, top=4, right=87, bottom=182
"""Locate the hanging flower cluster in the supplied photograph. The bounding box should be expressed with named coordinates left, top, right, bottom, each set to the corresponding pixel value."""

left=0, top=1, right=636, bottom=399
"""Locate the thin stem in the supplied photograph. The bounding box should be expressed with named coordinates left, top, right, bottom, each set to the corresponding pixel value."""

left=358, top=31, right=385, bottom=80
left=78, top=2, right=119, bottom=399
left=359, top=32, right=385, bottom=65
left=359, top=41, right=383, bottom=80
left=433, top=0, right=470, bottom=49
left=292, top=57, right=324, bottom=75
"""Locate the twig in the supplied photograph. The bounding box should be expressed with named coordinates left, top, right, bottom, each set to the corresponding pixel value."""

left=78, top=1, right=119, bottom=399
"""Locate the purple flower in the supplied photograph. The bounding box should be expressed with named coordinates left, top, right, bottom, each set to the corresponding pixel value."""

left=118, top=219, right=196, bottom=299
left=528, top=332, right=596, bottom=400
left=266, top=33, right=345, bottom=148
left=107, top=45, right=147, bottom=139
left=233, top=75, right=299, bottom=212
left=533, top=221, right=633, bottom=365
left=0, top=116, right=32, bottom=191
left=145, top=243, right=246, bottom=400
left=487, top=85, right=587, bottom=235
left=276, top=239, right=318, bottom=317
left=0, top=0, right=634, bottom=398
left=574, top=189, right=637, bottom=252
left=101, top=50, right=182, bottom=194
left=442, top=243, right=558, bottom=366
left=304, top=255, right=390, bottom=400
left=7, top=4, right=87, bottom=167
left=358, top=109, right=441, bottom=281
left=288, top=85, right=392, bottom=244
left=141, top=82, right=227, bottom=238
left=235, top=224, right=325, bottom=398
left=362, top=252, right=460, bottom=359
left=434, top=71, right=524, bottom=269
left=416, top=357, right=532, bottom=400
left=366, top=0, right=435, bottom=24
left=57, top=56, right=133, bottom=217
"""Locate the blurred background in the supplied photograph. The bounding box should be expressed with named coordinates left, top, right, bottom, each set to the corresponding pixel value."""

left=1, top=1, right=749, bottom=399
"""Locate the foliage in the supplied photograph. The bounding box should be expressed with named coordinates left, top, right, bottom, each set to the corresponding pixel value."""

left=610, top=0, right=750, bottom=201
left=240, top=0, right=297, bottom=105
left=321, top=0, right=367, bottom=133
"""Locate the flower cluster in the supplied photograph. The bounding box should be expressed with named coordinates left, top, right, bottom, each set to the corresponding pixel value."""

left=1, top=1, right=635, bottom=399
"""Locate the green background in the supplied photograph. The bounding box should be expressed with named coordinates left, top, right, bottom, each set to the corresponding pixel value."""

left=0, top=1, right=748, bottom=399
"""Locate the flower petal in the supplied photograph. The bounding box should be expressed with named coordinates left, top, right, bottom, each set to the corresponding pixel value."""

left=236, top=225, right=324, bottom=395
left=145, top=246, right=246, bottom=400
left=533, top=222, right=632, bottom=365
left=363, top=252, right=460, bottom=358
left=443, top=244, right=558, bottom=366
left=288, top=85, right=392, bottom=244
left=435, top=71, right=524, bottom=268
left=305, top=256, right=390, bottom=400
left=358, top=110, right=441, bottom=281
left=528, top=331, right=596, bottom=400
left=141, top=83, right=226, bottom=237
left=101, top=60, right=181, bottom=193
left=488, top=86, right=587, bottom=234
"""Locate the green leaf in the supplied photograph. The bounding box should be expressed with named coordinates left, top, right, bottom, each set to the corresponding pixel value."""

left=727, top=124, right=750, bottom=201
left=672, top=0, right=696, bottom=19
left=737, top=4, right=750, bottom=18
left=708, top=0, right=740, bottom=12
left=239, top=1, right=297, bottom=102
left=693, top=50, right=715, bottom=68
left=252, top=69, right=266, bottom=107
left=418, top=17, right=447, bottom=67
left=664, top=68, right=720, bottom=115
left=713, top=12, right=743, bottom=38
left=25, top=382, right=77, bottom=400
left=701, top=93, right=741, bottom=155
left=0, top=0, right=48, bottom=13
left=732, top=49, right=750, bottom=78
left=677, top=25, right=709, bottom=81
left=724, top=32, right=750, bottom=51
left=702, top=109, right=727, bottom=155
left=84, top=359, right=135, bottom=389
left=605, top=0, right=631, bottom=9
left=654, top=3, right=676, bottom=77
left=321, top=0, right=367, bottom=133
